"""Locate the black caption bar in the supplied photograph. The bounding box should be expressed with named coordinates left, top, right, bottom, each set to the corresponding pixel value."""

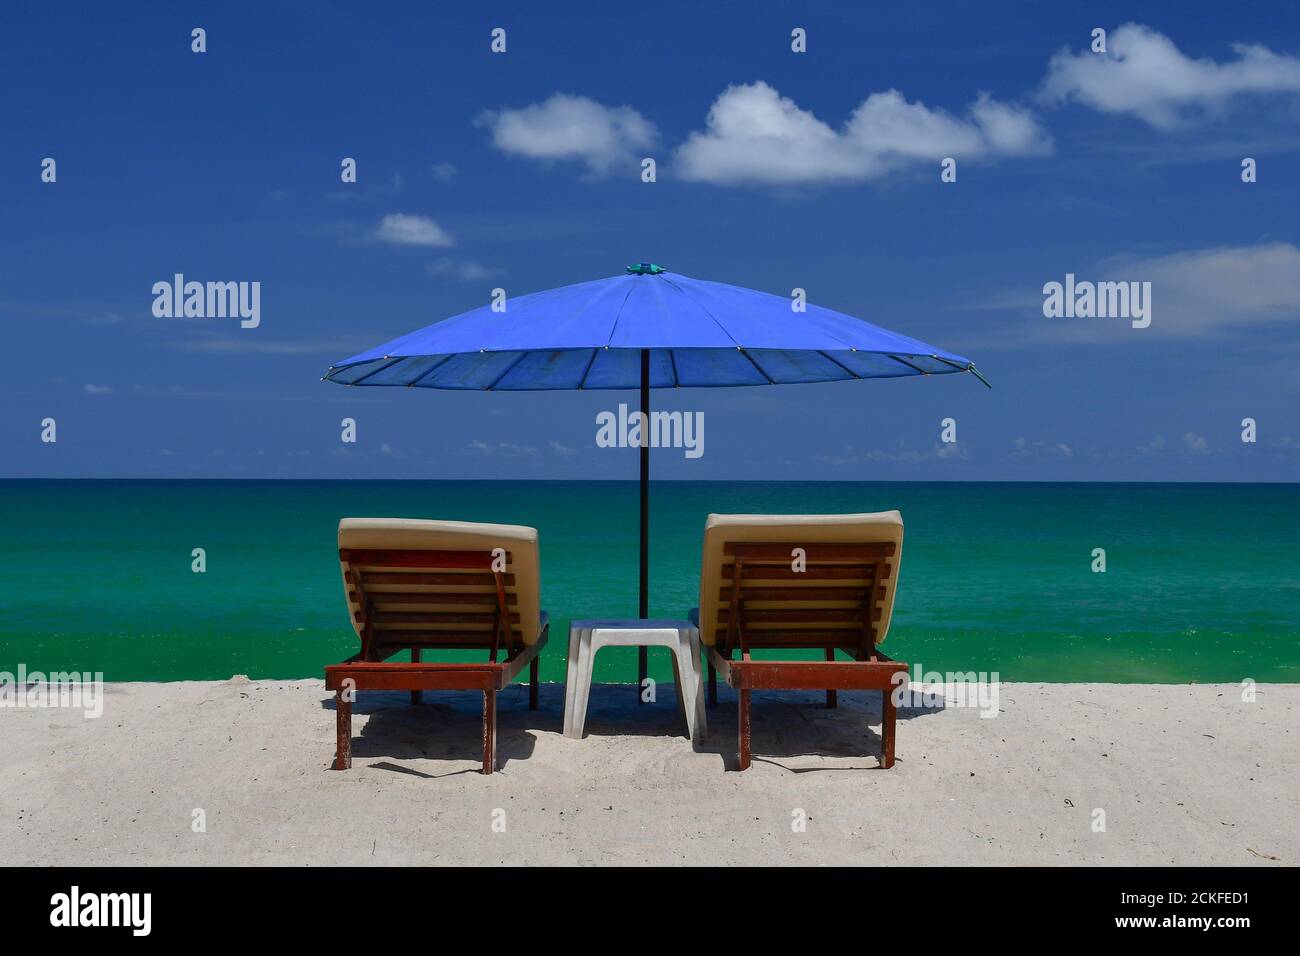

left=0, top=866, right=1282, bottom=940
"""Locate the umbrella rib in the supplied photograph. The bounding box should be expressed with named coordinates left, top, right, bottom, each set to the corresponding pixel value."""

left=818, top=350, right=864, bottom=380
left=931, top=354, right=993, bottom=388
left=668, top=349, right=680, bottom=387
left=346, top=357, right=405, bottom=385
left=483, top=352, right=529, bottom=391
left=889, top=355, right=928, bottom=375
left=406, top=354, right=456, bottom=387
left=737, top=348, right=776, bottom=384
left=604, top=285, right=637, bottom=347
left=576, top=348, right=599, bottom=389
left=659, top=275, right=742, bottom=348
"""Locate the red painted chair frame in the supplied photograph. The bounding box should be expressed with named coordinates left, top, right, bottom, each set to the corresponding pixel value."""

left=325, top=547, right=545, bottom=774
left=702, top=541, right=907, bottom=770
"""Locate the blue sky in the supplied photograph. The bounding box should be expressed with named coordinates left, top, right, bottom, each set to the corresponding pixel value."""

left=3, top=1, right=1299, bottom=481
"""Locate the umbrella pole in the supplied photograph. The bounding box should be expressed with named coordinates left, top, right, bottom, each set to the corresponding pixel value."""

left=638, top=348, right=649, bottom=702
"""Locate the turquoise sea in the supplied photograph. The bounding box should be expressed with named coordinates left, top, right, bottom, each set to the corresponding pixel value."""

left=2, top=480, right=1297, bottom=683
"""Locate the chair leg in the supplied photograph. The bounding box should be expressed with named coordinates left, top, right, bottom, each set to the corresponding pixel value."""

left=881, top=687, right=896, bottom=769
left=707, top=657, right=717, bottom=708
left=825, top=648, right=837, bottom=709
left=334, top=688, right=352, bottom=770
left=738, top=688, right=752, bottom=771
left=410, top=648, right=422, bottom=706
left=482, top=689, right=497, bottom=774
left=529, top=655, right=539, bottom=710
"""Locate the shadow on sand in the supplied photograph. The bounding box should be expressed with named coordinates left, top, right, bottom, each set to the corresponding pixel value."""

left=321, top=685, right=539, bottom=774
left=322, top=681, right=943, bottom=775
left=699, top=685, right=939, bottom=772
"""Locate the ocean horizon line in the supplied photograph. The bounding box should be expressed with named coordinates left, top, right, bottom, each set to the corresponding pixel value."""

left=3, top=476, right=1297, bottom=486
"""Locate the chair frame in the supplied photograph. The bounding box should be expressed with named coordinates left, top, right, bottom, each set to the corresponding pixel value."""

left=324, top=547, right=546, bottom=774
left=702, top=541, right=908, bottom=770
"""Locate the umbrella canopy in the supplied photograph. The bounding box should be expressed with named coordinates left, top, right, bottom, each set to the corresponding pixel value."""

left=324, top=265, right=988, bottom=390
left=325, top=264, right=987, bottom=693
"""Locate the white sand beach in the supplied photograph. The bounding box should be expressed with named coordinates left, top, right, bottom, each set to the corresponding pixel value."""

left=3, top=679, right=1296, bottom=866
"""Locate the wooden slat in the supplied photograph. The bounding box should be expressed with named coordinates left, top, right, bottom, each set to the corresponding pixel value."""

left=326, top=662, right=501, bottom=692
left=352, top=591, right=511, bottom=607
left=724, top=542, right=894, bottom=561
left=720, top=564, right=889, bottom=581
left=354, top=571, right=516, bottom=587
left=373, top=631, right=502, bottom=645
left=707, top=628, right=867, bottom=647
left=330, top=625, right=547, bottom=691
left=372, top=611, right=520, bottom=626
left=340, top=548, right=510, bottom=569
left=717, top=607, right=882, bottom=624
left=717, top=607, right=874, bottom=624
left=715, top=586, right=884, bottom=602
left=724, top=658, right=906, bottom=691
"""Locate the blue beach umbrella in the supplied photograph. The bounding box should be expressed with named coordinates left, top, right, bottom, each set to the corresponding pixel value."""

left=325, top=264, right=988, bottom=686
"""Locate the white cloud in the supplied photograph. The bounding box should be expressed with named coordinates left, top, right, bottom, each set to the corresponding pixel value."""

left=466, top=440, right=537, bottom=458
left=1012, top=438, right=1073, bottom=459
left=426, top=258, right=498, bottom=281
left=1184, top=432, right=1212, bottom=455
left=371, top=213, right=455, bottom=248
left=1041, top=23, right=1300, bottom=128
left=83, top=384, right=113, bottom=395
left=815, top=442, right=971, bottom=465
left=478, top=93, right=657, bottom=175
left=1121, top=242, right=1300, bottom=335
left=171, top=336, right=372, bottom=355
left=1009, top=242, right=1300, bottom=341
left=673, top=81, right=1050, bottom=185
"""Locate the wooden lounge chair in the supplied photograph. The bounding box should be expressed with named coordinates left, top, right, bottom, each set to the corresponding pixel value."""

left=324, top=518, right=548, bottom=774
left=690, top=512, right=908, bottom=770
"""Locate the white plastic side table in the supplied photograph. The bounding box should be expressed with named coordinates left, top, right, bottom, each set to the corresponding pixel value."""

left=564, top=618, right=706, bottom=742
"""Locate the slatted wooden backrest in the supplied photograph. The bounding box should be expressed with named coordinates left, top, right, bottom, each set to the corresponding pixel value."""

left=714, top=542, right=896, bottom=654
left=697, top=512, right=904, bottom=651
left=340, top=548, right=521, bottom=660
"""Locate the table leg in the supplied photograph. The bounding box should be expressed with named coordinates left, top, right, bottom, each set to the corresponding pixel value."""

left=570, top=631, right=598, bottom=739
left=563, top=626, right=582, bottom=737
left=670, top=645, right=687, bottom=733
left=687, top=630, right=706, bottom=741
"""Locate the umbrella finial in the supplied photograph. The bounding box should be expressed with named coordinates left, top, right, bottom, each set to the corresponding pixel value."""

left=626, top=262, right=665, bottom=275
